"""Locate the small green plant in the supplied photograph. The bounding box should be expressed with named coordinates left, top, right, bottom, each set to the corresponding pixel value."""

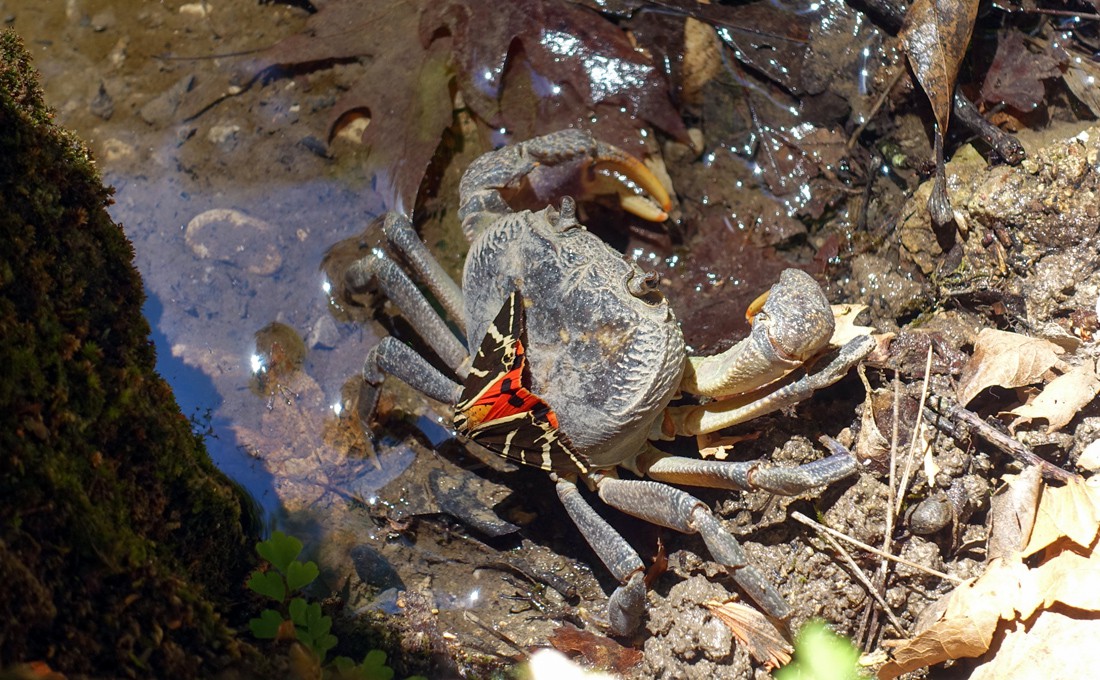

left=247, top=531, right=426, bottom=680
left=773, top=620, right=864, bottom=680
left=247, top=531, right=335, bottom=660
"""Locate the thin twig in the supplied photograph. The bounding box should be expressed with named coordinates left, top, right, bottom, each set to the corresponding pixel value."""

left=848, top=66, right=905, bottom=150
left=895, top=345, right=934, bottom=517
left=791, top=511, right=964, bottom=584
left=463, top=611, right=529, bottom=657
left=925, top=397, right=1076, bottom=483
left=812, top=523, right=908, bottom=636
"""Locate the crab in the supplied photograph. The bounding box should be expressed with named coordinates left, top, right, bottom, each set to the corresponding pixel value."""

left=346, top=129, right=876, bottom=635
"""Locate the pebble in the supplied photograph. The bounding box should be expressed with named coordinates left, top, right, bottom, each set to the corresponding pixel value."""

left=185, top=208, right=282, bottom=276
left=89, top=81, right=113, bottom=120
left=206, top=123, right=240, bottom=150
left=306, top=314, right=340, bottom=349
left=139, top=74, right=194, bottom=126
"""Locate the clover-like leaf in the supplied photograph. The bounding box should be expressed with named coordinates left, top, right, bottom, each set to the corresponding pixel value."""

left=249, top=608, right=286, bottom=640
left=246, top=569, right=286, bottom=602
left=256, top=530, right=303, bottom=573
left=286, top=559, right=320, bottom=591
left=288, top=596, right=309, bottom=627
left=360, top=649, right=395, bottom=680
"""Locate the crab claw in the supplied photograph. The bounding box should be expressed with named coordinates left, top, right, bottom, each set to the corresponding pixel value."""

left=588, top=142, right=672, bottom=222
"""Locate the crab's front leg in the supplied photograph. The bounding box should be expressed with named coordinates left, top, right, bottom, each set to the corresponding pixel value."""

left=457, top=129, right=672, bottom=238
left=660, top=269, right=876, bottom=438
left=556, top=469, right=793, bottom=634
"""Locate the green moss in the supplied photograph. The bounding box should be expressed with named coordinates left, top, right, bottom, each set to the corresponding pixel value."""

left=0, top=29, right=264, bottom=676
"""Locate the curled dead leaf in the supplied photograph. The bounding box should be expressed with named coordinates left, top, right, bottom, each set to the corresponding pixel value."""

left=1008, top=359, right=1100, bottom=434
left=956, top=328, right=1064, bottom=406
left=900, top=0, right=980, bottom=232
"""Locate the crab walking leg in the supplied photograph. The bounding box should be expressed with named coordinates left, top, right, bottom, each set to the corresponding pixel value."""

left=359, top=337, right=464, bottom=424
left=664, top=334, right=877, bottom=437
left=555, top=475, right=648, bottom=635
left=380, top=213, right=466, bottom=336
left=595, top=478, right=792, bottom=621
left=346, top=249, right=469, bottom=377
left=457, top=129, right=671, bottom=238
left=640, top=446, right=859, bottom=496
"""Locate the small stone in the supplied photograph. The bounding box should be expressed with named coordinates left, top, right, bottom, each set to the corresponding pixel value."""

left=89, top=81, right=113, bottom=120
left=139, top=74, right=194, bottom=126
left=206, top=123, right=240, bottom=149
left=179, top=3, right=211, bottom=18
left=306, top=314, right=340, bottom=349
left=89, top=11, right=114, bottom=32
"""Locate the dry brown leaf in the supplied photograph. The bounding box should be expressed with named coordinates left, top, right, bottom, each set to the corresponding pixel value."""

left=900, top=0, right=980, bottom=228
left=956, top=328, right=1064, bottom=406
left=829, top=304, right=875, bottom=347
left=1008, top=360, right=1100, bottom=433
left=877, top=559, right=1025, bottom=679
left=969, top=609, right=1100, bottom=680
left=871, top=556, right=1034, bottom=677
left=696, top=431, right=761, bottom=459
left=880, top=473, right=1100, bottom=678
left=987, top=466, right=1042, bottom=561
left=704, top=599, right=793, bottom=669
left=547, top=624, right=643, bottom=674
left=1034, top=542, right=1100, bottom=611
left=1022, top=474, right=1100, bottom=557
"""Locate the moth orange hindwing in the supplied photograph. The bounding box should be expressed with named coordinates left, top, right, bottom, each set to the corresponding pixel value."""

left=453, top=290, right=588, bottom=473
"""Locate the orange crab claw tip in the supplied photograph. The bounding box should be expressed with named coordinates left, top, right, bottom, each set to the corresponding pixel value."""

left=746, top=288, right=771, bottom=323
left=619, top=194, right=669, bottom=222
left=591, top=148, right=673, bottom=220
left=619, top=156, right=672, bottom=212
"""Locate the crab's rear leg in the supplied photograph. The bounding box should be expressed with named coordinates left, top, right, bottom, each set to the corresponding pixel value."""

left=346, top=212, right=469, bottom=421
left=457, top=129, right=672, bottom=238
left=358, top=338, right=464, bottom=424
left=555, top=475, right=648, bottom=635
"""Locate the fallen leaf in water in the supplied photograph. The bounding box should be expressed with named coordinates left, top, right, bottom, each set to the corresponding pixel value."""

left=980, top=29, right=1060, bottom=114
left=955, top=328, right=1064, bottom=406
left=900, top=0, right=980, bottom=229
left=547, top=624, right=643, bottom=674
left=251, top=0, right=452, bottom=212
left=704, top=599, right=792, bottom=669
left=1062, top=49, right=1100, bottom=118
left=422, top=0, right=685, bottom=148
left=1008, top=360, right=1100, bottom=434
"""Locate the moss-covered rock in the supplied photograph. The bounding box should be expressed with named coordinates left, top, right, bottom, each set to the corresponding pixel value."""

left=0, top=29, right=261, bottom=676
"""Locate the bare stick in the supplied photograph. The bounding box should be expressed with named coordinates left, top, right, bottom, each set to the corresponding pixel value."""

left=791, top=511, right=964, bottom=584
left=813, top=523, right=908, bottom=635
left=895, top=345, right=934, bottom=517
left=925, top=398, right=1075, bottom=483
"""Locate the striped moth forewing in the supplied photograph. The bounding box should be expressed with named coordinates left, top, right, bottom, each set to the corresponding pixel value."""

left=454, top=290, right=588, bottom=473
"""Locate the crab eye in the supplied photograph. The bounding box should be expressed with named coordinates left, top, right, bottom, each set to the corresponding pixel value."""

left=626, top=270, right=664, bottom=306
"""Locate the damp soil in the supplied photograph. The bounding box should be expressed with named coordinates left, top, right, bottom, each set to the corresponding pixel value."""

left=7, top=1, right=1100, bottom=678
